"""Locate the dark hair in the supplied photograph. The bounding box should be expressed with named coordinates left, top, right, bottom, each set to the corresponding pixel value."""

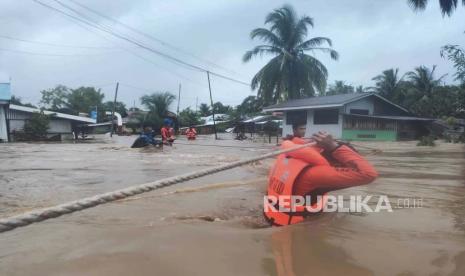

left=292, top=123, right=306, bottom=130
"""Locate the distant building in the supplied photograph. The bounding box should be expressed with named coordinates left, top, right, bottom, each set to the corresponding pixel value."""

left=263, top=93, right=434, bottom=141
left=6, top=104, right=95, bottom=142
left=0, top=83, right=11, bottom=142
left=200, top=114, right=230, bottom=125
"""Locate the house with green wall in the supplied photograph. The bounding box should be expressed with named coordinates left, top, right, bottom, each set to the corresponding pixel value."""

left=263, top=93, right=434, bottom=141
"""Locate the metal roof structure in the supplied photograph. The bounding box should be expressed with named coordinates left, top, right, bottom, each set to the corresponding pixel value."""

left=263, top=92, right=409, bottom=113
left=9, top=104, right=96, bottom=123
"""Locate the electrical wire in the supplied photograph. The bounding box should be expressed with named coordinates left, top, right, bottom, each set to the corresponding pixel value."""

left=66, top=0, right=243, bottom=76
left=32, top=0, right=251, bottom=86
left=0, top=34, right=116, bottom=49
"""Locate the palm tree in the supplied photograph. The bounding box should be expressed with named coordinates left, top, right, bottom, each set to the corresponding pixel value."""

left=406, top=65, right=446, bottom=99
left=140, top=92, right=175, bottom=119
left=355, top=85, right=372, bottom=93
left=198, top=103, right=211, bottom=117
left=405, top=65, right=447, bottom=116
left=243, top=4, right=338, bottom=105
left=372, top=68, right=404, bottom=101
left=408, top=0, right=465, bottom=16
left=325, top=81, right=354, bottom=95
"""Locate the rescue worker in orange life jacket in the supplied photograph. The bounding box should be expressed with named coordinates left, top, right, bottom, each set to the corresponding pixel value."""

left=284, top=123, right=310, bottom=145
left=186, top=126, right=197, bottom=140
left=161, top=119, right=175, bottom=146
left=264, top=130, right=378, bottom=226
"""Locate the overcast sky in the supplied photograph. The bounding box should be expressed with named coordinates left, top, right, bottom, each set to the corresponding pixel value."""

left=0, top=0, right=464, bottom=111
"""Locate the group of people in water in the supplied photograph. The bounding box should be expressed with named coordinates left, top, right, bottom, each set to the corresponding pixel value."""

left=134, top=118, right=197, bottom=148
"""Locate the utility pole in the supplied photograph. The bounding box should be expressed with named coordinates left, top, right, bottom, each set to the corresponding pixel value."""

left=206, top=71, right=217, bottom=140
left=177, top=83, right=181, bottom=115
left=195, top=97, right=198, bottom=113
left=110, top=82, right=119, bottom=137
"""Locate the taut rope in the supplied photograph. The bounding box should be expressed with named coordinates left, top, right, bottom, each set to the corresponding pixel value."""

left=0, top=142, right=315, bottom=233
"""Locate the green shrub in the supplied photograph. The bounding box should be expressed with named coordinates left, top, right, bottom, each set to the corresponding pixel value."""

left=417, top=135, right=436, bottom=146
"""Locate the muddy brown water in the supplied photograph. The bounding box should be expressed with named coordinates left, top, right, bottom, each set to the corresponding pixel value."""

left=0, top=135, right=464, bottom=276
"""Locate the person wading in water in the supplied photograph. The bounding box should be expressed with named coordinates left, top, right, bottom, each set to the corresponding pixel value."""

left=264, top=130, right=378, bottom=226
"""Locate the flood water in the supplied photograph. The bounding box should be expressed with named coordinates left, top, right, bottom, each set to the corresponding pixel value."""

left=0, top=135, right=464, bottom=275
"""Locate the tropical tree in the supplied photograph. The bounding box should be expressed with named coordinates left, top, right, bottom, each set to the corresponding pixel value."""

left=67, top=87, right=105, bottom=115
left=212, top=102, right=233, bottom=114
left=355, top=85, right=372, bottom=93
left=406, top=65, right=446, bottom=98
left=140, top=92, right=175, bottom=118
left=372, top=68, right=405, bottom=102
left=198, top=103, right=211, bottom=117
left=325, top=81, right=354, bottom=95
left=243, top=4, right=338, bottom=105
left=407, top=0, right=465, bottom=16
left=23, top=112, right=50, bottom=140
left=10, top=95, right=36, bottom=108
left=40, top=85, right=69, bottom=111
left=178, top=107, right=201, bottom=127
left=140, top=92, right=175, bottom=128
left=405, top=65, right=447, bottom=115
left=236, top=95, right=263, bottom=116
left=441, top=44, right=465, bottom=83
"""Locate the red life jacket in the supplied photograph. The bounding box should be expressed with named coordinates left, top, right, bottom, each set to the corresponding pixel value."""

left=186, top=128, right=197, bottom=139
left=264, top=154, right=327, bottom=226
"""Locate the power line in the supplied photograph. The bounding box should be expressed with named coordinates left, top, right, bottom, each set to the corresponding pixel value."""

left=33, top=0, right=251, bottom=87
left=0, top=34, right=116, bottom=49
left=30, top=0, right=207, bottom=87
left=66, top=0, right=242, bottom=76
left=0, top=47, right=111, bottom=57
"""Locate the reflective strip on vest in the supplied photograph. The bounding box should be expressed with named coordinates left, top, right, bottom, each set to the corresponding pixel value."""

left=264, top=154, right=327, bottom=226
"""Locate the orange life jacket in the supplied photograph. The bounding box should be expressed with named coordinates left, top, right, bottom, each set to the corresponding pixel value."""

left=264, top=154, right=327, bottom=226
left=186, top=128, right=197, bottom=139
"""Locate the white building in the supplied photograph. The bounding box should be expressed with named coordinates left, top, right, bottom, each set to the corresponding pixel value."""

left=0, top=83, right=11, bottom=142
left=6, top=104, right=96, bottom=141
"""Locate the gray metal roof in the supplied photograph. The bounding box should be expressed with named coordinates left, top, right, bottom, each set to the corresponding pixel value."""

left=263, top=92, right=410, bottom=114
left=263, top=93, right=373, bottom=111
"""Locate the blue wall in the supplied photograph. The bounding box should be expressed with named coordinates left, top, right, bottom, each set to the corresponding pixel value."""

left=0, top=83, right=11, bottom=101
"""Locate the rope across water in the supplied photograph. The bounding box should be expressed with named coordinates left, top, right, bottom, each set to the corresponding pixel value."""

left=0, top=142, right=315, bottom=233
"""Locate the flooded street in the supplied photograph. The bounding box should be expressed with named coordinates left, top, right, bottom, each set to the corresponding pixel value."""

left=0, top=135, right=464, bottom=275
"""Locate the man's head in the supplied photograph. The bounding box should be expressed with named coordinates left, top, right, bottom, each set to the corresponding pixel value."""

left=292, top=123, right=306, bottom=138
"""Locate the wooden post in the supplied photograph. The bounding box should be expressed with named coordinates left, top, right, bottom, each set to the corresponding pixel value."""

left=206, top=71, right=217, bottom=140
left=110, top=82, right=119, bottom=137
left=176, top=83, right=181, bottom=115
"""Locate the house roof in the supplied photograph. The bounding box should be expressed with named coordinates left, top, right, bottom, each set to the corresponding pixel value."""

left=9, top=104, right=96, bottom=123
left=262, top=92, right=409, bottom=113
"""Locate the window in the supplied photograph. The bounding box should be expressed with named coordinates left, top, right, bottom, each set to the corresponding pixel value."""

left=313, top=109, right=339, bottom=124
left=350, top=109, right=369, bottom=115
left=286, top=110, right=307, bottom=125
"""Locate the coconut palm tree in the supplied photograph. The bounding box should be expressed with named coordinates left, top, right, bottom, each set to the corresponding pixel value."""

left=140, top=92, right=175, bottom=118
left=243, top=4, right=338, bottom=105
left=198, top=103, right=211, bottom=117
left=408, top=0, right=465, bottom=16
left=325, top=81, right=354, bottom=95
left=406, top=65, right=446, bottom=99
left=372, top=68, right=405, bottom=102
